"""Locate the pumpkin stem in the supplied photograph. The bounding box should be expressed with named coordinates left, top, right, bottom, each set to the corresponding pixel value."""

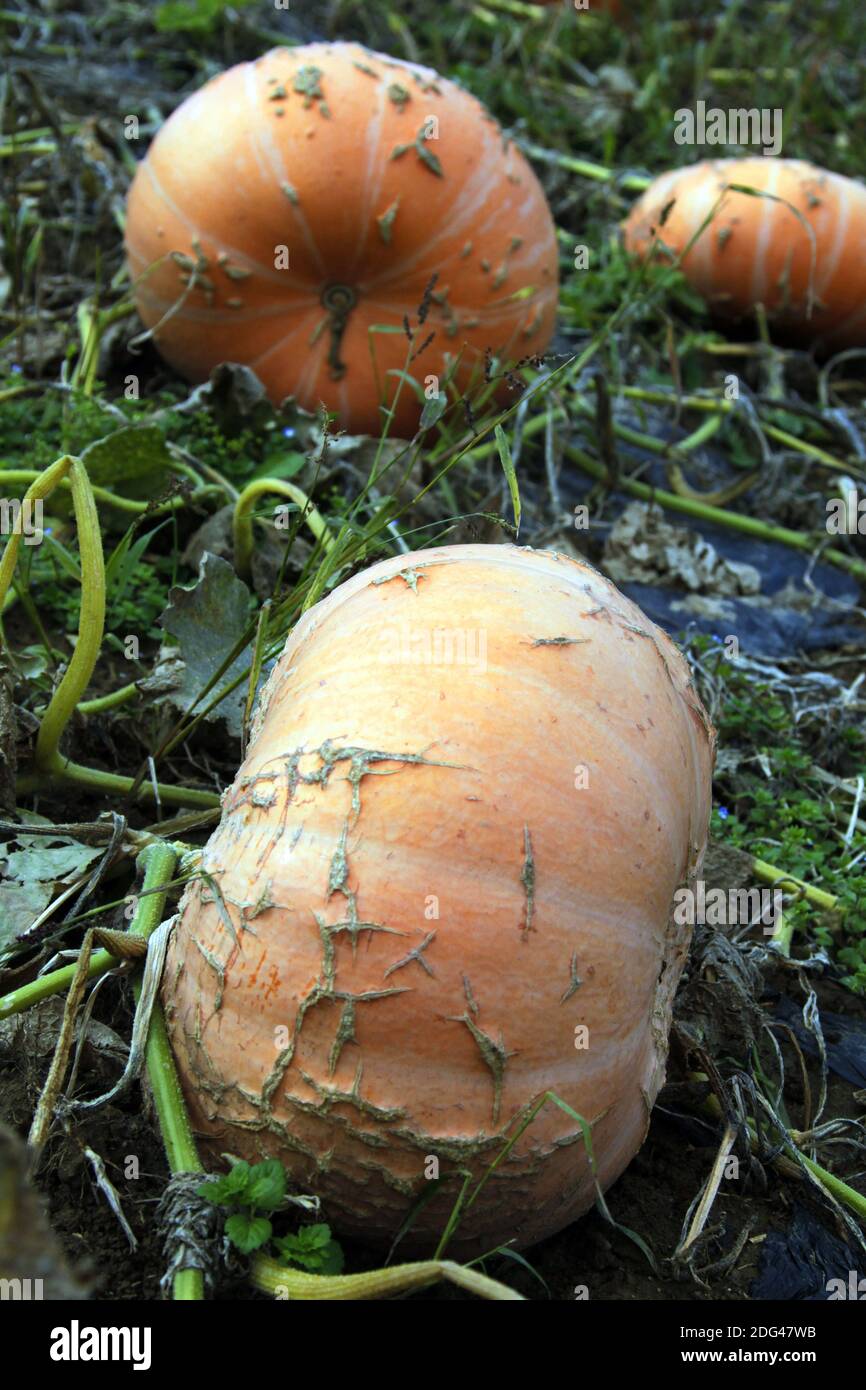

left=321, top=283, right=358, bottom=380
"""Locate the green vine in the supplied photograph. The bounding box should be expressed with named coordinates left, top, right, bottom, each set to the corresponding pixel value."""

left=0, top=454, right=220, bottom=808
left=232, top=477, right=335, bottom=581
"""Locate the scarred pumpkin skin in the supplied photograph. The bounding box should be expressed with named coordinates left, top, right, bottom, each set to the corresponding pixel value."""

left=163, top=544, right=714, bottom=1254
left=622, top=157, right=866, bottom=351
left=124, top=43, right=559, bottom=436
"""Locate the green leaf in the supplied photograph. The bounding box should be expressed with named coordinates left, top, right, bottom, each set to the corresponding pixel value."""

left=274, top=1224, right=344, bottom=1275
left=154, top=0, right=255, bottom=32
left=3, top=843, right=103, bottom=882
left=225, top=1212, right=272, bottom=1254
left=157, top=552, right=255, bottom=737
left=294, top=1224, right=331, bottom=1250
left=0, top=882, right=53, bottom=954
left=494, top=424, right=521, bottom=533
left=249, top=452, right=306, bottom=485
left=104, top=522, right=170, bottom=611
left=80, top=425, right=173, bottom=498
left=0, top=821, right=107, bottom=959
left=419, top=392, right=448, bottom=429
left=197, top=1161, right=253, bottom=1206
left=222, top=1161, right=254, bottom=1194
left=42, top=533, right=81, bottom=583
left=383, top=368, right=426, bottom=403
left=245, top=1160, right=287, bottom=1212
left=23, top=224, right=43, bottom=280
left=491, top=1246, right=551, bottom=1296
left=11, top=646, right=51, bottom=682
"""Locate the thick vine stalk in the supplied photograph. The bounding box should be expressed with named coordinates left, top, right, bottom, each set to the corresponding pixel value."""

left=250, top=1253, right=523, bottom=1300
left=127, top=843, right=205, bottom=1302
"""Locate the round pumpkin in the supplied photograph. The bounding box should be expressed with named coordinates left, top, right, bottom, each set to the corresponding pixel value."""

left=124, top=43, right=559, bottom=436
left=622, top=157, right=866, bottom=350
left=162, top=543, right=714, bottom=1255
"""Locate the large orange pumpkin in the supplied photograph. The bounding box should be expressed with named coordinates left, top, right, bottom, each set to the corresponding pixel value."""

left=622, top=157, right=866, bottom=350
left=125, top=43, right=559, bottom=436
left=163, top=544, right=714, bottom=1255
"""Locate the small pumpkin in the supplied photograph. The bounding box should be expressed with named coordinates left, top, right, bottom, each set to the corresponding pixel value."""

left=163, top=543, right=714, bottom=1254
left=125, top=43, right=559, bottom=436
left=622, top=157, right=866, bottom=350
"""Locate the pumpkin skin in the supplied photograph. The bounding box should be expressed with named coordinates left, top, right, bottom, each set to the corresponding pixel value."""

left=162, top=544, right=714, bottom=1255
left=124, top=43, right=559, bottom=436
left=622, top=158, right=866, bottom=350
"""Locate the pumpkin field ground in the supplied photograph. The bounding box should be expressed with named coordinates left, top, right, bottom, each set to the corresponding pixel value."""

left=3, top=946, right=864, bottom=1301
left=1, top=0, right=865, bottom=1305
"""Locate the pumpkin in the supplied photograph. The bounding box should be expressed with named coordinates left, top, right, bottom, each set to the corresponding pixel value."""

left=124, top=43, right=559, bottom=437
left=162, top=543, right=715, bottom=1255
left=622, top=157, right=866, bottom=350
